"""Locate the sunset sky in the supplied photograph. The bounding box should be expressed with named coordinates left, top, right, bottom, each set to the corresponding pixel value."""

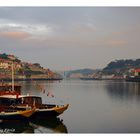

left=0, top=7, right=140, bottom=70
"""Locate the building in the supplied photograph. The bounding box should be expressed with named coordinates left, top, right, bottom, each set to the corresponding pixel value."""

left=0, top=59, right=21, bottom=70
left=0, top=59, right=10, bottom=69
left=14, top=62, right=22, bottom=69
left=7, top=54, right=16, bottom=60
left=133, top=69, right=140, bottom=77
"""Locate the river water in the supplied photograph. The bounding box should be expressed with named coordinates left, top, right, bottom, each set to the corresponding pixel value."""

left=1, top=79, right=140, bottom=133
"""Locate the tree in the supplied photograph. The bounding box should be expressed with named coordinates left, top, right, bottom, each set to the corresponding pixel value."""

left=33, top=63, right=41, bottom=68
left=0, top=53, right=8, bottom=59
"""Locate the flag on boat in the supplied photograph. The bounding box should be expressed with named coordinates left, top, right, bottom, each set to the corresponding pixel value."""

left=47, top=91, right=54, bottom=97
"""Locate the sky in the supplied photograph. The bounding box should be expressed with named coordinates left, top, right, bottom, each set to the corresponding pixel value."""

left=0, top=7, right=140, bottom=71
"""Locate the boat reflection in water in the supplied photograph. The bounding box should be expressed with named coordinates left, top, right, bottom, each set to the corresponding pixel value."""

left=30, top=117, right=68, bottom=133
left=0, top=120, right=34, bottom=133
left=0, top=117, right=68, bottom=133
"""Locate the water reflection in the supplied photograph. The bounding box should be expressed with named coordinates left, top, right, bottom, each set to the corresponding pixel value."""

left=0, top=117, right=68, bottom=133
left=0, top=120, right=34, bottom=133
left=105, top=81, right=140, bottom=101
left=30, top=117, right=68, bottom=133
left=20, top=81, right=57, bottom=96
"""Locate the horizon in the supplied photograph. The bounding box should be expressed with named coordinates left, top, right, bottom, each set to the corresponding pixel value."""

left=0, top=52, right=139, bottom=72
left=0, top=7, right=140, bottom=71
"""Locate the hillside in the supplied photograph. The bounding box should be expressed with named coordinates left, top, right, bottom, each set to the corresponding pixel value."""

left=65, top=59, right=140, bottom=80
left=0, top=53, right=62, bottom=80
left=103, top=59, right=140, bottom=72
left=97, top=59, right=140, bottom=79
left=65, top=69, right=100, bottom=78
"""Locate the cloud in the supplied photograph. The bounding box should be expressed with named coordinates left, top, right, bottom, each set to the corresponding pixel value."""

left=39, top=22, right=98, bottom=48
left=73, top=22, right=96, bottom=33
left=0, top=22, right=53, bottom=40
left=0, top=31, right=31, bottom=39
left=107, top=40, right=128, bottom=46
left=103, top=24, right=140, bottom=48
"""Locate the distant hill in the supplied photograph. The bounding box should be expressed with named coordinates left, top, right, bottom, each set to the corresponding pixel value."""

left=64, top=59, right=140, bottom=80
left=103, top=59, right=140, bottom=71
left=65, top=69, right=100, bottom=78
left=0, top=53, right=61, bottom=80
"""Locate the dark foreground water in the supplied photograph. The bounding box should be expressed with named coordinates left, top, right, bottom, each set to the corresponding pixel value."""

left=1, top=79, right=140, bottom=133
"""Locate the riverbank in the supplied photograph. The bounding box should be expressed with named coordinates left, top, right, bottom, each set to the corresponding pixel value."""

left=0, top=78, right=63, bottom=81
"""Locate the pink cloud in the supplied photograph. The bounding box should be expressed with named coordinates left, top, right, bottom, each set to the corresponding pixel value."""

left=108, top=40, right=128, bottom=46
left=0, top=31, right=31, bottom=39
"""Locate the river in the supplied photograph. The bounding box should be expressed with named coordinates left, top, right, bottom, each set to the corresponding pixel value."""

left=1, top=79, right=140, bottom=133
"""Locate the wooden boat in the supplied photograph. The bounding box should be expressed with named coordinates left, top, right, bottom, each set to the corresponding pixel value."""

left=17, top=95, right=69, bottom=118
left=30, top=104, right=69, bottom=118
left=0, top=106, right=35, bottom=120
left=0, top=84, right=68, bottom=118
left=0, top=95, right=69, bottom=118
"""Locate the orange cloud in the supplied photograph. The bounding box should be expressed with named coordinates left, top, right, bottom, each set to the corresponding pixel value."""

left=0, top=31, right=31, bottom=39
left=108, top=40, right=128, bottom=46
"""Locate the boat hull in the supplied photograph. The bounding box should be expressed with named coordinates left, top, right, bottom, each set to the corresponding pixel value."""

left=0, top=108, right=35, bottom=120
left=0, top=113, right=28, bottom=120
left=30, top=104, right=69, bottom=119
left=0, top=95, right=69, bottom=119
left=30, top=110, right=60, bottom=118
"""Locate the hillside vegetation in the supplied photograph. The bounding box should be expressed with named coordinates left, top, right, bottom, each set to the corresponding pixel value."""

left=103, top=59, right=140, bottom=71
left=0, top=53, right=61, bottom=80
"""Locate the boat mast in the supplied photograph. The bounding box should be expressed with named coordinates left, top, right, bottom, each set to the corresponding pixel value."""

left=11, top=61, right=14, bottom=92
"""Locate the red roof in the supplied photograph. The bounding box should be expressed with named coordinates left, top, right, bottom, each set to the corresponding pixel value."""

left=134, top=69, right=140, bottom=72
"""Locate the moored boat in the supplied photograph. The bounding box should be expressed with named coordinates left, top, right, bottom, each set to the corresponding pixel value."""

left=30, top=104, right=69, bottom=118
left=16, top=95, right=69, bottom=118
left=0, top=107, right=35, bottom=120
left=0, top=95, right=69, bottom=118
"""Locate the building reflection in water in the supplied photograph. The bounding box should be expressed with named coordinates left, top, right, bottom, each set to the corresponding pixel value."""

left=105, top=81, right=140, bottom=101
left=0, top=117, right=68, bottom=133
left=20, top=81, right=56, bottom=96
